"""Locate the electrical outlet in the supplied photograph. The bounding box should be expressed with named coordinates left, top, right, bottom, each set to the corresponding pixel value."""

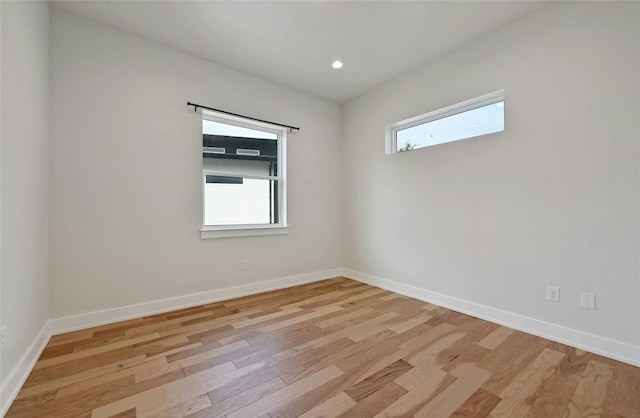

left=241, top=259, right=249, bottom=271
left=581, top=292, right=596, bottom=309
left=546, top=286, right=560, bottom=302
left=357, top=251, right=363, bottom=260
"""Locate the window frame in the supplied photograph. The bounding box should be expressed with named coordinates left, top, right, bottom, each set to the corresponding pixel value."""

left=385, top=89, right=505, bottom=154
left=200, top=110, right=288, bottom=239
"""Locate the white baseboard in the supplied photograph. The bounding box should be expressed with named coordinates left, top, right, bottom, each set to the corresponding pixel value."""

left=343, top=268, right=640, bottom=367
left=50, top=268, right=343, bottom=335
left=3, top=267, right=636, bottom=418
left=1, top=321, right=52, bottom=417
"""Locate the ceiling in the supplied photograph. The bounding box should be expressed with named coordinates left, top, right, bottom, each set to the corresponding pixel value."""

left=50, top=1, right=549, bottom=103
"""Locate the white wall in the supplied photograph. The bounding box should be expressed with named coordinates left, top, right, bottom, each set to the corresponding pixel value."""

left=0, top=0, right=3, bottom=399
left=343, top=1, right=640, bottom=352
left=0, top=0, right=50, bottom=400
left=49, top=10, right=343, bottom=319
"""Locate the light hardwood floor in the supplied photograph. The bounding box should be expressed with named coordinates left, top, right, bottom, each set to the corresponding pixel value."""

left=6, top=278, right=639, bottom=417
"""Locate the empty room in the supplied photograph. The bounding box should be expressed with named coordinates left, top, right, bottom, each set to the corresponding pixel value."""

left=1, top=0, right=639, bottom=417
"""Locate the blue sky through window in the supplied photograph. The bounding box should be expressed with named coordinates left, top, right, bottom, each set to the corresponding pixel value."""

left=397, top=101, right=504, bottom=151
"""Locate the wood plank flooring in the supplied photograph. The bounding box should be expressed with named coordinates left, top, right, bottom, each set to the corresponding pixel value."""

left=6, top=277, right=639, bottom=418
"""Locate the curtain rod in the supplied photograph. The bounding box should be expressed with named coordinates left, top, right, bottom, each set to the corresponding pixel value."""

left=187, top=101, right=300, bottom=131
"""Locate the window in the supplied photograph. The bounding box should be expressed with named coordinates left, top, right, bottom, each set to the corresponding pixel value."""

left=386, top=90, right=504, bottom=154
left=201, top=110, right=287, bottom=239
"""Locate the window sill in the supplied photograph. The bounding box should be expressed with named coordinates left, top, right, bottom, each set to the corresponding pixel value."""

left=201, top=225, right=289, bottom=239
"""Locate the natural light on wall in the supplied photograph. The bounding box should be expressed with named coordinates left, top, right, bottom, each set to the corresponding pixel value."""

left=386, top=90, right=504, bottom=154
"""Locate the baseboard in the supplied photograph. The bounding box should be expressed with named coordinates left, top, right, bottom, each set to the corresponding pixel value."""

left=343, top=268, right=640, bottom=367
left=50, top=268, right=343, bottom=335
left=4, top=267, right=636, bottom=418
left=1, top=321, right=52, bottom=417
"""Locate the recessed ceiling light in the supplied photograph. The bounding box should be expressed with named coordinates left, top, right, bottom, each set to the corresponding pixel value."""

left=332, top=60, right=343, bottom=69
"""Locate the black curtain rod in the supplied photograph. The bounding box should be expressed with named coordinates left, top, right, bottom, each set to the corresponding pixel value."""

left=187, top=101, right=300, bottom=131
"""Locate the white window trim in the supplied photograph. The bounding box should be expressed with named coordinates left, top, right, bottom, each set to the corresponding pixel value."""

left=385, top=89, right=504, bottom=154
left=201, top=225, right=289, bottom=239
left=200, top=109, right=287, bottom=239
